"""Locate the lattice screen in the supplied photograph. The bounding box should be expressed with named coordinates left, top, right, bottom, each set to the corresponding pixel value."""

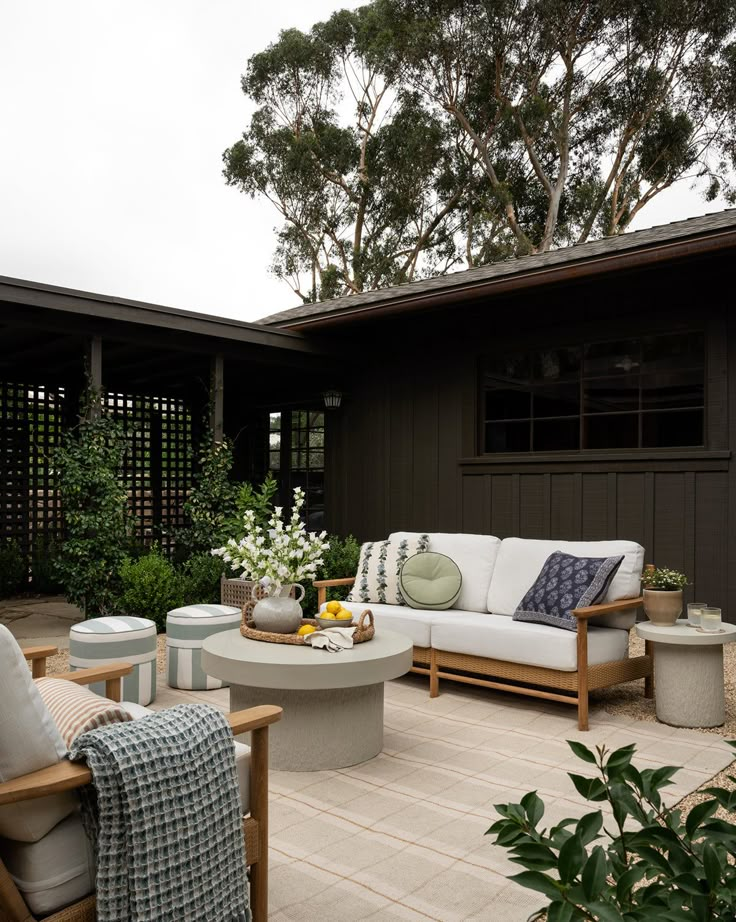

left=0, top=382, right=65, bottom=560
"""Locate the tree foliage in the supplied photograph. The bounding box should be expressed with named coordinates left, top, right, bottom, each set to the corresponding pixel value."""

left=224, top=0, right=736, bottom=300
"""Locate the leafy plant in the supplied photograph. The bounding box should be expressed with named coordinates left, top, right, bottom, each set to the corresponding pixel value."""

left=54, top=390, right=130, bottom=616
left=117, top=547, right=183, bottom=632
left=641, top=567, right=689, bottom=591
left=489, top=739, right=736, bottom=921
left=303, top=533, right=360, bottom=616
left=178, top=437, right=240, bottom=555
left=0, top=539, right=26, bottom=598
left=31, top=537, right=63, bottom=594
left=222, top=473, right=278, bottom=538
left=179, top=552, right=227, bottom=606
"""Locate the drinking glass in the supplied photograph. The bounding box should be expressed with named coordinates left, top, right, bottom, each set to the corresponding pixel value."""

left=700, top=607, right=722, bottom=633
left=687, top=602, right=706, bottom=627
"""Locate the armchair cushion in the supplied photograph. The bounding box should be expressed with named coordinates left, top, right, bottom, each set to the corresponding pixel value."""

left=35, top=677, right=133, bottom=748
left=0, top=625, right=77, bottom=843
left=346, top=534, right=429, bottom=605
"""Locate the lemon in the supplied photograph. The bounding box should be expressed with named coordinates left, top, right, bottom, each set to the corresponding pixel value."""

left=320, top=612, right=336, bottom=620
left=326, top=600, right=342, bottom=614
left=336, top=610, right=353, bottom=620
left=297, top=624, right=317, bottom=636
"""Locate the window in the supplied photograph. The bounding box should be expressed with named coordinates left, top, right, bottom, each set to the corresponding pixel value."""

left=481, top=332, right=705, bottom=453
left=266, top=409, right=325, bottom=530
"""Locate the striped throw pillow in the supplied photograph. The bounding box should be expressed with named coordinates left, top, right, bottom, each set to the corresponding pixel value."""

left=34, top=678, right=133, bottom=749
left=346, top=534, right=430, bottom=605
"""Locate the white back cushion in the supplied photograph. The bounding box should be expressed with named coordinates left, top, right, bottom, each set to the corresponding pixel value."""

left=389, top=532, right=502, bottom=613
left=0, top=626, right=77, bottom=842
left=487, top=538, right=644, bottom=618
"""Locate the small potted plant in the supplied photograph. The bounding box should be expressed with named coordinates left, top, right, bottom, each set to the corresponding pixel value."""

left=640, top=565, right=688, bottom=626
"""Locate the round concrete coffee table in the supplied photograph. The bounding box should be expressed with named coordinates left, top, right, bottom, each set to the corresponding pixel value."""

left=636, top=619, right=736, bottom=728
left=202, top=628, right=413, bottom=771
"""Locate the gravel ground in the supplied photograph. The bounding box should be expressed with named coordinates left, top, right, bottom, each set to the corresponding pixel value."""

left=44, top=632, right=735, bottom=813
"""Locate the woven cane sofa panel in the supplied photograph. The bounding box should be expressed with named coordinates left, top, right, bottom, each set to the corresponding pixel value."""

left=0, top=812, right=95, bottom=917
left=486, top=538, right=644, bottom=628
left=0, top=625, right=76, bottom=844
left=430, top=613, right=629, bottom=671
left=390, top=532, right=502, bottom=613
left=319, top=600, right=463, bottom=647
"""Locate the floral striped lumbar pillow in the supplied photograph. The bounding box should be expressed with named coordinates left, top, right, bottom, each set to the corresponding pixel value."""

left=346, top=534, right=430, bottom=605
left=34, top=678, right=133, bottom=749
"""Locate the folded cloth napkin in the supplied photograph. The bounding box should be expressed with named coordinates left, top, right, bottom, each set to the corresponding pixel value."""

left=304, top=627, right=356, bottom=652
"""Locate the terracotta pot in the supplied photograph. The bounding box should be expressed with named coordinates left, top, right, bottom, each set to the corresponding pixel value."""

left=643, top=589, right=683, bottom=626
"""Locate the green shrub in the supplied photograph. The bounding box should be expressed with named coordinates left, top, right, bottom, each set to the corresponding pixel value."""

left=302, top=534, right=360, bottom=616
left=0, top=539, right=26, bottom=598
left=31, top=538, right=63, bottom=594
left=179, top=552, right=227, bottom=605
left=117, top=547, right=183, bottom=632
left=489, top=738, right=736, bottom=921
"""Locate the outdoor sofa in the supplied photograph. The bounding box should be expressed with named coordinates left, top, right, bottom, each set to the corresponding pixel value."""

left=0, top=632, right=280, bottom=922
left=316, top=533, right=651, bottom=730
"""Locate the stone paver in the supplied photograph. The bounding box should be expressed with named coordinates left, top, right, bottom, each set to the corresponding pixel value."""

left=0, top=596, right=83, bottom=648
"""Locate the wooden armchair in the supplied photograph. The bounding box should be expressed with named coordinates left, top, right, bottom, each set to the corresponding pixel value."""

left=0, top=645, right=281, bottom=922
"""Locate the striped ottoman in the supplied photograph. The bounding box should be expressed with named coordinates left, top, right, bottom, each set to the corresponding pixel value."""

left=166, top=604, right=241, bottom=690
left=69, top=616, right=157, bottom=706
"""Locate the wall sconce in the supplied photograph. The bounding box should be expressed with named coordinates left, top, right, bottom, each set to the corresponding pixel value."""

left=322, top=389, right=342, bottom=409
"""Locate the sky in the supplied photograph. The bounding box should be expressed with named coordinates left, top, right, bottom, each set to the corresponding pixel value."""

left=0, top=1, right=729, bottom=324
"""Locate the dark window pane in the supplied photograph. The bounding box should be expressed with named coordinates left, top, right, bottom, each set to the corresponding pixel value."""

left=584, top=340, right=640, bottom=377
left=308, top=450, right=324, bottom=468
left=309, top=411, right=325, bottom=428
left=533, top=383, right=579, bottom=417
left=533, top=418, right=579, bottom=451
left=642, top=410, right=704, bottom=448
left=269, top=433, right=280, bottom=449
left=308, top=430, right=324, bottom=448
left=269, top=413, right=281, bottom=431
left=533, top=348, right=581, bottom=381
left=641, top=371, right=704, bottom=409
left=482, top=353, right=530, bottom=384
left=642, top=332, right=704, bottom=372
left=485, top=420, right=530, bottom=453
left=584, top=414, right=638, bottom=449
left=269, top=452, right=280, bottom=470
left=585, top=375, right=639, bottom=413
left=485, top=389, right=531, bottom=420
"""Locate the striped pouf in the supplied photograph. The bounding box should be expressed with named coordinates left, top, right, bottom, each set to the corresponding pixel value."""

left=166, top=604, right=241, bottom=690
left=69, top=616, right=157, bottom=706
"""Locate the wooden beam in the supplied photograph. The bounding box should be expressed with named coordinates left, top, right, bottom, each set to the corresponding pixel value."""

left=210, top=353, right=224, bottom=442
left=86, top=335, right=103, bottom=418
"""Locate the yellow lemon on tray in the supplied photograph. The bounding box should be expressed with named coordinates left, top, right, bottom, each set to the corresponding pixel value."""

left=297, top=624, right=317, bottom=636
left=325, top=600, right=342, bottom=614
left=335, top=610, right=353, bottom=621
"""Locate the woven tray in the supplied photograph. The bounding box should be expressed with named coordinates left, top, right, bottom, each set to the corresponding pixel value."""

left=240, top=610, right=374, bottom=645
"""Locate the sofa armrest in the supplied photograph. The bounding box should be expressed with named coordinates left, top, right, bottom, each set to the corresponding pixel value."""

left=313, top=577, right=355, bottom=608
left=52, top=663, right=134, bottom=702
left=572, top=597, right=643, bottom=621
left=0, top=707, right=284, bottom=806
left=21, top=644, right=58, bottom=678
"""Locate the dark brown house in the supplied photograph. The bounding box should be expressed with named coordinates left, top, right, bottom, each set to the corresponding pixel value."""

left=2, top=209, right=735, bottom=618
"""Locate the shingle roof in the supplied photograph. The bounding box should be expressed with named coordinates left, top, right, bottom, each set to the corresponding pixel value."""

left=258, top=208, right=736, bottom=328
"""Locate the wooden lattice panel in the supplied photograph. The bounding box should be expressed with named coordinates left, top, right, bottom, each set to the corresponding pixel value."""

left=0, top=382, right=65, bottom=559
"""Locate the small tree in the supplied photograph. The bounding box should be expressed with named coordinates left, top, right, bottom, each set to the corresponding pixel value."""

left=54, top=390, right=129, bottom=617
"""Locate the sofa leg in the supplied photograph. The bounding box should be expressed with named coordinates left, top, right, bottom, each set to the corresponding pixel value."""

left=644, top=640, right=654, bottom=699
left=429, top=649, right=439, bottom=698
left=576, top=621, right=589, bottom=731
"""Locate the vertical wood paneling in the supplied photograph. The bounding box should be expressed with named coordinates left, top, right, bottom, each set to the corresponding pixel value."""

left=411, top=371, right=439, bottom=530
left=581, top=474, right=608, bottom=539
left=616, top=474, right=646, bottom=548
left=550, top=474, right=576, bottom=538
left=490, top=475, right=514, bottom=537
left=437, top=363, right=464, bottom=532
left=518, top=474, right=547, bottom=538
left=653, top=473, right=686, bottom=573
left=387, top=367, right=413, bottom=531
left=695, top=472, right=728, bottom=608
left=462, top=475, right=488, bottom=533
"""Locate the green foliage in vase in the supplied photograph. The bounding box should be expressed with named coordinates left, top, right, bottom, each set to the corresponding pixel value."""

left=117, top=547, right=183, bottom=632
left=303, top=533, right=361, bottom=616
left=641, top=567, right=689, bottom=591
left=54, top=391, right=130, bottom=616
left=489, top=739, right=736, bottom=921
left=0, top=539, right=26, bottom=598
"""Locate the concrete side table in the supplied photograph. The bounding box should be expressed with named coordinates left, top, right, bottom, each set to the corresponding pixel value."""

left=635, top=619, right=736, bottom=728
left=202, top=627, right=413, bottom=771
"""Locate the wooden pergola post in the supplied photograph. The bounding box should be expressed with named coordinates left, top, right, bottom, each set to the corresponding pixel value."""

left=86, top=335, right=102, bottom=419
left=210, top=353, right=224, bottom=443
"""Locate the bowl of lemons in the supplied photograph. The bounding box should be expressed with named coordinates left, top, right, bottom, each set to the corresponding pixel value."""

left=317, top=600, right=355, bottom=630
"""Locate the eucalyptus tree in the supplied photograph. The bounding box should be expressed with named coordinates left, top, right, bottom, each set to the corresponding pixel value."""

left=225, top=0, right=736, bottom=298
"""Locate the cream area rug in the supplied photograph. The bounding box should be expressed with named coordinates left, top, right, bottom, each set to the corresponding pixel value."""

left=152, top=676, right=734, bottom=922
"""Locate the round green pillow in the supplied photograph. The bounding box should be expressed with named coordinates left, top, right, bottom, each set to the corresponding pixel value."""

left=399, top=552, right=462, bottom=610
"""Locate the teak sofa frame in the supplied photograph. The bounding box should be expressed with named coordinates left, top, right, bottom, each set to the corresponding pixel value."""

left=0, top=646, right=282, bottom=922
left=315, top=580, right=652, bottom=731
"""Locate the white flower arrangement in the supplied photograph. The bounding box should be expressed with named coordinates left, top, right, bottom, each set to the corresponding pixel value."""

left=211, top=486, right=329, bottom=594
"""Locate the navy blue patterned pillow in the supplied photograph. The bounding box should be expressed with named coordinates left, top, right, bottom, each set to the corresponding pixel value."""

left=512, top=552, right=624, bottom=632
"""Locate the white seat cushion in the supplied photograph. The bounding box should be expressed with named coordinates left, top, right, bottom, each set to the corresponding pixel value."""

left=0, top=811, right=95, bottom=916
left=322, top=600, right=443, bottom=648
left=0, top=626, right=76, bottom=843
left=487, top=538, right=644, bottom=629
left=390, top=532, right=502, bottom=613
left=430, top=613, right=629, bottom=671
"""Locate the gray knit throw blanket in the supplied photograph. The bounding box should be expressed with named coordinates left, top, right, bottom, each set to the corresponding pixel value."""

left=69, top=703, right=250, bottom=922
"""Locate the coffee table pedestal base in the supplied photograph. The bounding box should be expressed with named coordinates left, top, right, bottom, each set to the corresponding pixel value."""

left=231, top=682, right=384, bottom=771
left=654, top=644, right=724, bottom=728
